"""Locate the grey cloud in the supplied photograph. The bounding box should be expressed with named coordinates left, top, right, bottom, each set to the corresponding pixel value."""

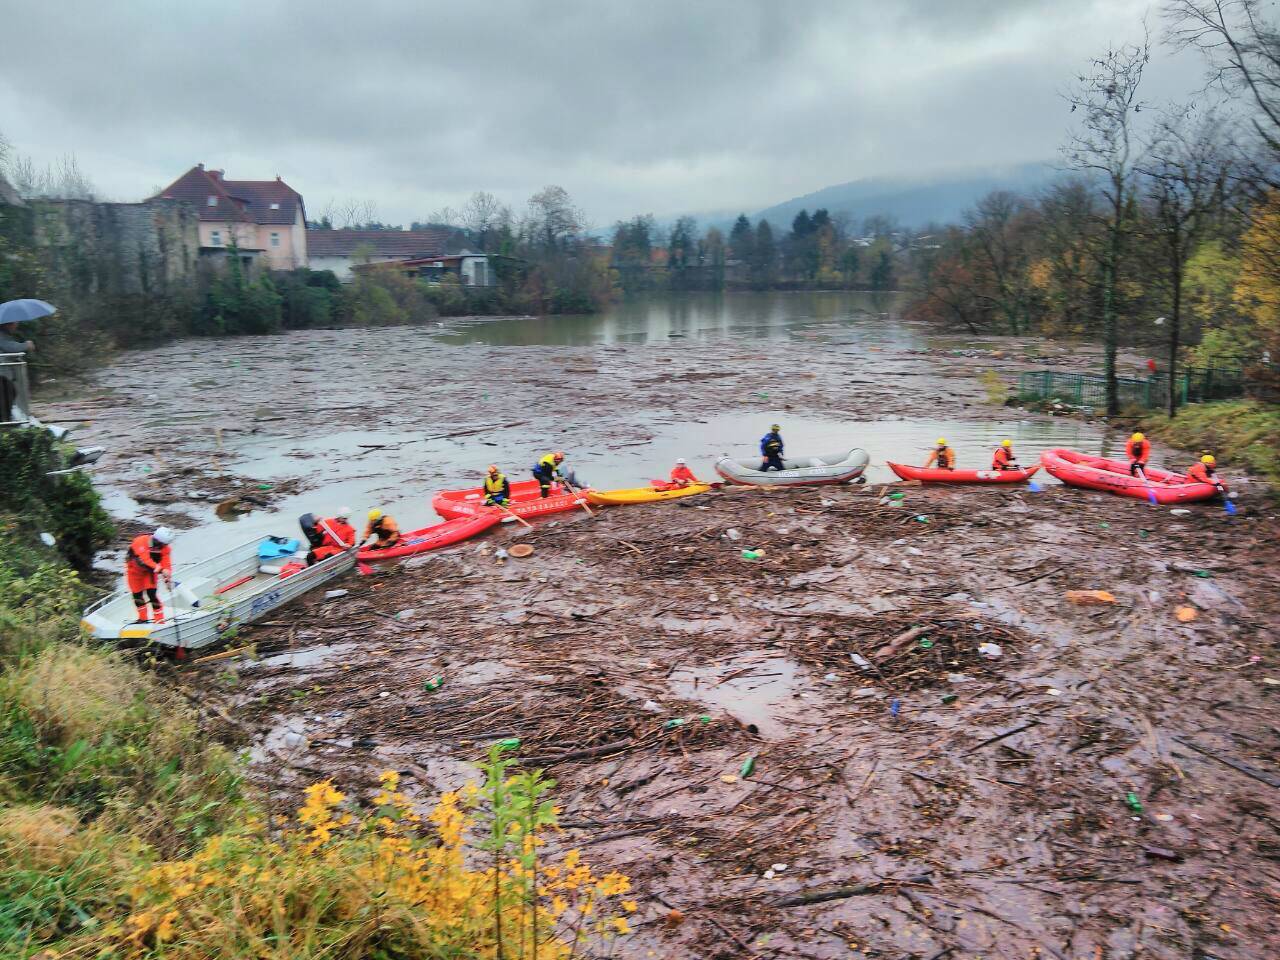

left=0, top=0, right=1205, bottom=225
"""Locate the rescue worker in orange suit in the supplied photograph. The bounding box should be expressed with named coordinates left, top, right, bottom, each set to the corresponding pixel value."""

left=669, top=458, right=699, bottom=486
left=1187, top=454, right=1231, bottom=497
left=307, top=507, right=356, bottom=565
left=1126, top=432, right=1151, bottom=477
left=126, top=526, right=175, bottom=623
left=532, top=451, right=566, bottom=498
left=924, top=438, right=956, bottom=470
left=361, top=508, right=401, bottom=551
left=992, top=439, right=1020, bottom=471
left=654, top=457, right=700, bottom=491
left=483, top=465, right=511, bottom=506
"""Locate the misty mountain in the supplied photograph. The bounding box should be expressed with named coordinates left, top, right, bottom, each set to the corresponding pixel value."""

left=752, top=162, right=1061, bottom=232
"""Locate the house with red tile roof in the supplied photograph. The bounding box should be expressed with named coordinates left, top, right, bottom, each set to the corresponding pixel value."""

left=152, top=164, right=307, bottom=270
left=306, top=229, right=454, bottom=281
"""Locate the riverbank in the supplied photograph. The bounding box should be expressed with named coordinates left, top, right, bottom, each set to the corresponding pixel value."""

left=1136, top=400, right=1280, bottom=491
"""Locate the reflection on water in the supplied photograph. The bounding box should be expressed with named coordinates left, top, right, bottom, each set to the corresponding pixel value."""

left=435, top=291, right=908, bottom=347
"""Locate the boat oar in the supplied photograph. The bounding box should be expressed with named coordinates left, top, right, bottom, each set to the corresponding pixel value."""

left=1134, top=465, right=1159, bottom=506
left=1217, top=484, right=1237, bottom=515
left=562, top=481, right=596, bottom=518
left=495, top=501, right=534, bottom=530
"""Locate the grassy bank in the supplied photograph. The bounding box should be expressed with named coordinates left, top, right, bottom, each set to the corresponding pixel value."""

left=1138, top=399, right=1280, bottom=489
left=0, top=499, right=632, bottom=957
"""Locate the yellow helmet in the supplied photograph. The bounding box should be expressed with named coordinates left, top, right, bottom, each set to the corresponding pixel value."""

left=1131, top=432, right=1145, bottom=442
left=1201, top=454, right=1215, bottom=465
left=1001, top=439, right=1013, bottom=448
left=368, top=508, right=382, bottom=521
left=936, top=438, right=948, bottom=447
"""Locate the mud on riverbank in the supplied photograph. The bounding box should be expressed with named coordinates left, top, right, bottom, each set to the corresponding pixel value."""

left=170, top=481, right=1280, bottom=960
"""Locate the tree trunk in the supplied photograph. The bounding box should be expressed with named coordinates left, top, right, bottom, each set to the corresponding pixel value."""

left=1102, top=252, right=1119, bottom=416
left=1167, top=266, right=1182, bottom=418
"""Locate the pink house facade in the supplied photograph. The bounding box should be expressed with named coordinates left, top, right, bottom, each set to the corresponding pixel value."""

left=153, top=164, right=307, bottom=270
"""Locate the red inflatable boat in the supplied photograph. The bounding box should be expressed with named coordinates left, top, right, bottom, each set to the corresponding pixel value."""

left=1039, top=448, right=1219, bottom=504
left=433, top=478, right=592, bottom=521
left=888, top=462, right=1041, bottom=484
left=356, top=512, right=502, bottom=561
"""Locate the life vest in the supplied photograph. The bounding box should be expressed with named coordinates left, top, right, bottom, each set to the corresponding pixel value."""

left=933, top=446, right=955, bottom=469
left=1126, top=438, right=1151, bottom=463
left=761, top=432, right=783, bottom=456
left=993, top=447, right=1014, bottom=470
left=536, top=454, right=561, bottom=475
left=484, top=472, right=508, bottom=495
left=366, top=516, right=400, bottom=543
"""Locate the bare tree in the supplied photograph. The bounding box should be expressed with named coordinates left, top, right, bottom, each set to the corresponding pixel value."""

left=1165, top=0, right=1280, bottom=159
left=1141, top=106, right=1238, bottom=415
left=1063, top=31, right=1150, bottom=415
left=523, top=185, right=582, bottom=252
left=965, top=191, right=1036, bottom=335
left=459, top=191, right=511, bottom=250
left=323, top=198, right=379, bottom=229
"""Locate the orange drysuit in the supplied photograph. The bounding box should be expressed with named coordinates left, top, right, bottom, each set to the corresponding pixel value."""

left=125, top=534, right=171, bottom=592
left=924, top=446, right=956, bottom=470
left=1187, top=462, right=1227, bottom=491
left=992, top=446, right=1016, bottom=470
left=309, top=517, right=356, bottom=564
left=669, top=464, right=699, bottom=486
left=362, top=515, right=401, bottom=549
left=1126, top=437, right=1151, bottom=466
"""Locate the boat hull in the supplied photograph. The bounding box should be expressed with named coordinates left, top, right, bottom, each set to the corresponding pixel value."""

left=357, top=512, right=502, bottom=561
left=888, top=462, right=1041, bottom=484
left=81, top=538, right=356, bottom=650
left=715, top=448, right=869, bottom=487
left=1039, top=448, right=1218, bottom=503
left=586, top=483, right=711, bottom=505
left=433, top=478, right=591, bottom=520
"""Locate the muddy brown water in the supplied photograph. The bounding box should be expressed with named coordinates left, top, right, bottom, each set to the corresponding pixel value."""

left=44, top=291, right=1113, bottom=567
left=42, top=292, right=1279, bottom=958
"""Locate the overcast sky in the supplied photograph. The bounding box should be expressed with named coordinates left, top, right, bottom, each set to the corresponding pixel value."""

left=0, top=0, right=1207, bottom=227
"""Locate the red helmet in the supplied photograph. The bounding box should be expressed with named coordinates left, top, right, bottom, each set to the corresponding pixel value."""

left=553, top=451, right=565, bottom=462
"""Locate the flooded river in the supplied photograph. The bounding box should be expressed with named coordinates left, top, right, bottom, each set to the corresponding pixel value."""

left=44, top=291, right=1109, bottom=563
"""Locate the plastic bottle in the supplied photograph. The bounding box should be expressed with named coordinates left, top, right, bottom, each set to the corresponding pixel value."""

left=423, top=676, right=444, bottom=691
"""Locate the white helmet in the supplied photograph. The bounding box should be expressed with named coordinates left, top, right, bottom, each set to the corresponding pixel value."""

left=153, top=526, right=175, bottom=545
left=337, top=506, right=351, bottom=518
left=676, top=458, right=686, bottom=464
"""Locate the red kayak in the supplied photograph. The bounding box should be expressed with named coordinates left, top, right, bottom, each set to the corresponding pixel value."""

left=357, top=512, right=502, bottom=561
left=888, top=462, right=1041, bottom=484
left=433, top=478, right=591, bottom=521
left=1040, top=448, right=1219, bottom=504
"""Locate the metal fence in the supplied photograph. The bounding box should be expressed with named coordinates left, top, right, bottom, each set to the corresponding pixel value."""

left=0, top=353, right=31, bottom=427
left=1016, top=364, right=1245, bottom=410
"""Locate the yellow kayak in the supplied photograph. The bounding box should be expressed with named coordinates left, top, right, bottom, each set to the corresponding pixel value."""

left=586, top=483, right=712, bottom=506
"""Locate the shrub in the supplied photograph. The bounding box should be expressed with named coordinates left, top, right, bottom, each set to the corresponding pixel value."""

left=0, top=429, right=113, bottom=569
left=73, top=748, right=634, bottom=959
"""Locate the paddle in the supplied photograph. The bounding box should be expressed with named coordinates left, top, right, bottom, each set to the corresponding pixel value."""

left=1218, top=484, right=1237, bottom=515
left=1134, top=465, right=1159, bottom=506
left=560, top=480, right=596, bottom=518
left=495, top=501, right=534, bottom=530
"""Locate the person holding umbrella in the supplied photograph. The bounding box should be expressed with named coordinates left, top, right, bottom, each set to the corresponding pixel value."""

left=0, top=298, right=53, bottom=424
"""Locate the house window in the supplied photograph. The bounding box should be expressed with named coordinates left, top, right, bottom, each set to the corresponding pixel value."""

left=269, top=202, right=280, bottom=210
left=270, top=232, right=280, bottom=248
left=206, top=196, right=217, bottom=207
left=210, top=230, right=222, bottom=246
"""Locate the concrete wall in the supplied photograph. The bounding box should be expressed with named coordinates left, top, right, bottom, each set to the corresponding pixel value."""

left=30, top=198, right=200, bottom=296
left=309, top=252, right=407, bottom=281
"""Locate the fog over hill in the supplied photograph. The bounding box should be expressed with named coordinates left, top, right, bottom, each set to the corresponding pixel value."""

left=747, top=161, right=1060, bottom=231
